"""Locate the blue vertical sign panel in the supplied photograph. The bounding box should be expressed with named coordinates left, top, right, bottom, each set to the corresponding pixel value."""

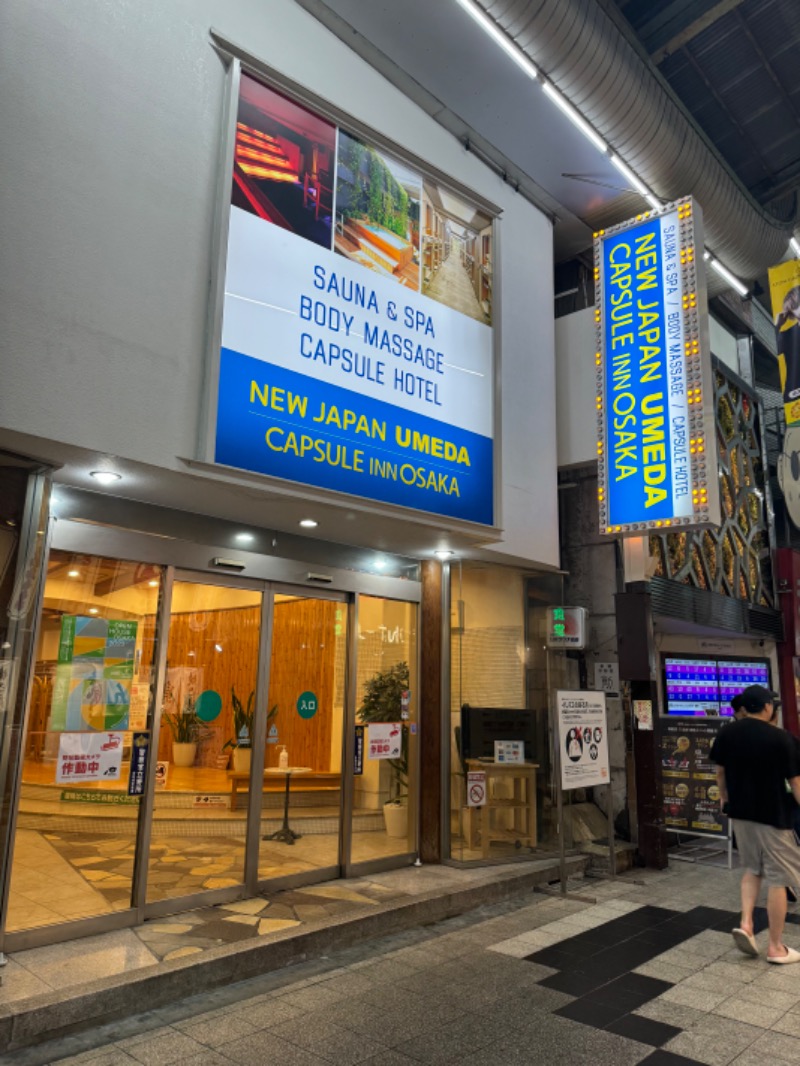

left=597, top=204, right=704, bottom=533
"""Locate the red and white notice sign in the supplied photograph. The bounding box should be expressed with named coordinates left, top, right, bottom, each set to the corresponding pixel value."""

left=56, top=732, right=124, bottom=783
left=367, top=722, right=402, bottom=760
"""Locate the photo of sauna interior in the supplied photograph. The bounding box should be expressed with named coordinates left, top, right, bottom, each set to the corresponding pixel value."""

left=232, top=72, right=336, bottom=249
left=6, top=551, right=417, bottom=932
left=422, top=183, right=492, bottom=325
left=335, top=131, right=421, bottom=288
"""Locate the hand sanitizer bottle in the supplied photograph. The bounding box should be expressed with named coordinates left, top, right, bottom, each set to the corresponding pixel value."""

left=278, top=745, right=289, bottom=770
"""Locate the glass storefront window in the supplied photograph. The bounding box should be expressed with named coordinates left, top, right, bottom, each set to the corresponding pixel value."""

left=352, top=596, right=418, bottom=862
left=7, top=551, right=160, bottom=931
left=448, top=563, right=568, bottom=862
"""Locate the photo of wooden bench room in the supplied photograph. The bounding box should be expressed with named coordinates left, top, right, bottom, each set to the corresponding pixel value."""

left=232, top=71, right=336, bottom=249
left=334, top=130, right=421, bottom=289
left=422, top=182, right=493, bottom=326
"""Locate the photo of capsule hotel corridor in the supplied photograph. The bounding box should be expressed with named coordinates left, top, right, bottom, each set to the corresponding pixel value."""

left=422, top=183, right=493, bottom=325
left=232, top=72, right=335, bottom=248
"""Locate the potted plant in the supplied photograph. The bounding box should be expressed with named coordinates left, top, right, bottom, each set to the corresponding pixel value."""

left=222, top=689, right=277, bottom=773
left=162, top=695, right=208, bottom=768
left=357, top=662, right=409, bottom=838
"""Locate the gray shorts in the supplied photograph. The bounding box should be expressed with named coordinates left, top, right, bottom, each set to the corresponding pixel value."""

left=732, top=819, right=800, bottom=887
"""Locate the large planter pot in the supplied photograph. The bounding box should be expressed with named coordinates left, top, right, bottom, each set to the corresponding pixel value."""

left=172, top=742, right=197, bottom=768
left=232, top=747, right=252, bottom=774
left=383, top=801, right=408, bottom=839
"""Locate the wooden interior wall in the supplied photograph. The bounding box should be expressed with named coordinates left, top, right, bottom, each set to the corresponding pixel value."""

left=155, top=606, right=261, bottom=767
left=265, top=598, right=339, bottom=772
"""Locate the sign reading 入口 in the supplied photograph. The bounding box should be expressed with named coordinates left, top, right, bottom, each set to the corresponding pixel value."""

left=212, top=72, right=495, bottom=525
left=595, top=197, right=719, bottom=535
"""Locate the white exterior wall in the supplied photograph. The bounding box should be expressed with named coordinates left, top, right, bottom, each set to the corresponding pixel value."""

left=0, top=0, right=558, bottom=568
left=555, top=308, right=596, bottom=468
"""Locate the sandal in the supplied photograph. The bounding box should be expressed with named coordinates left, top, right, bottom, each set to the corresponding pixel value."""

left=767, top=946, right=800, bottom=964
left=732, top=927, right=759, bottom=957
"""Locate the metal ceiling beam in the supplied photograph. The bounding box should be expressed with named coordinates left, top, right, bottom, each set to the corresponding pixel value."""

left=651, top=0, right=746, bottom=63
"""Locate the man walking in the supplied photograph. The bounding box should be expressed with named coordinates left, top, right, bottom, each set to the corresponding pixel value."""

left=711, top=685, right=800, bottom=963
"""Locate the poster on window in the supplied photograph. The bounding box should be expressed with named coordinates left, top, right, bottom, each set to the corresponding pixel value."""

left=56, top=731, right=124, bottom=783
left=50, top=617, right=137, bottom=732
left=367, top=722, right=402, bottom=760
left=212, top=72, right=495, bottom=525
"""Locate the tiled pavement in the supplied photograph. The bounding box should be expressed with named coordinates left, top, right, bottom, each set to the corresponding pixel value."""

left=8, top=861, right=800, bottom=1065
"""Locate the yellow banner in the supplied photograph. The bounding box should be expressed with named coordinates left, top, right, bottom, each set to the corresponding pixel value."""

left=768, top=259, right=800, bottom=427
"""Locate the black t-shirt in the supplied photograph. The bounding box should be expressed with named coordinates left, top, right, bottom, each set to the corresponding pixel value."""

left=710, top=717, right=800, bottom=829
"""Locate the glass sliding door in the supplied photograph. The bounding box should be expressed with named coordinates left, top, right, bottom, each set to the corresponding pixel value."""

left=145, top=578, right=262, bottom=906
left=349, top=595, right=418, bottom=867
left=258, top=593, right=347, bottom=884
left=6, top=551, right=161, bottom=932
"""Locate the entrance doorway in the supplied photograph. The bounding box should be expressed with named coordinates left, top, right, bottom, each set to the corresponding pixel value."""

left=3, top=550, right=419, bottom=945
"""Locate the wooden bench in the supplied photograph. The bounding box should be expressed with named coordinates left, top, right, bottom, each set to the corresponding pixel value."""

left=228, top=770, right=341, bottom=811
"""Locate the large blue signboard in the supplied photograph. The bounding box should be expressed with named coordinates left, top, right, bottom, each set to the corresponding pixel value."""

left=595, top=198, right=719, bottom=535
left=211, top=72, right=495, bottom=526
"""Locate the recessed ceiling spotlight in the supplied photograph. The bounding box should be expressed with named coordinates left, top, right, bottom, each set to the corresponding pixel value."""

left=299, top=518, right=318, bottom=529
left=374, top=557, right=387, bottom=570
left=90, top=471, right=122, bottom=485
left=148, top=579, right=158, bottom=587
left=88, top=608, right=99, bottom=615
left=235, top=532, right=254, bottom=544
left=435, top=550, right=454, bottom=560
left=214, top=643, right=223, bottom=653
left=68, top=570, right=80, bottom=578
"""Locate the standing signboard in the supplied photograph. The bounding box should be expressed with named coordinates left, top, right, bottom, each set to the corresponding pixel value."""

left=658, top=718, right=727, bottom=838
left=556, top=691, right=610, bottom=790
left=769, top=259, right=800, bottom=532
left=210, top=71, right=496, bottom=525
left=594, top=197, right=720, bottom=535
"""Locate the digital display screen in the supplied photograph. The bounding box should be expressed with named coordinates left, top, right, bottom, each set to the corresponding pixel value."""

left=664, top=657, right=770, bottom=718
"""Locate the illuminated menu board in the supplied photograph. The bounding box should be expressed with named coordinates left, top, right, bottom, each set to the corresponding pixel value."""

left=664, top=656, right=770, bottom=717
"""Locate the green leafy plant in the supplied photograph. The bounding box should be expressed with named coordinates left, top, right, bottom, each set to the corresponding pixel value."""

left=162, top=695, right=210, bottom=744
left=222, top=689, right=277, bottom=751
left=357, top=661, right=409, bottom=804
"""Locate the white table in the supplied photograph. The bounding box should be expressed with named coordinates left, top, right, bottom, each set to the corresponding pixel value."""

left=263, top=767, right=311, bottom=845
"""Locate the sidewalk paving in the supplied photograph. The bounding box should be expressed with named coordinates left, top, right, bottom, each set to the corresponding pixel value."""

left=6, top=856, right=800, bottom=1066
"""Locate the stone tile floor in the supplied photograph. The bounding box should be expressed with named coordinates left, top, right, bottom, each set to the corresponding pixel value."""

left=0, top=862, right=540, bottom=1005
left=7, top=858, right=800, bottom=1065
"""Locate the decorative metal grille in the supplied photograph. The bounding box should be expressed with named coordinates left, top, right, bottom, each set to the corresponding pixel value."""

left=649, top=368, right=774, bottom=607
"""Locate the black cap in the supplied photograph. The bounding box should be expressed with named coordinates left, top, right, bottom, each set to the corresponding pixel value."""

left=739, top=685, right=781, bottom=714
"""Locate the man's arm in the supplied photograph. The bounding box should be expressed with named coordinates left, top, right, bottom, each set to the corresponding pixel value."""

left=789, top=775, right=800, bottom=808
left=716, top=766, right=728, bottom=810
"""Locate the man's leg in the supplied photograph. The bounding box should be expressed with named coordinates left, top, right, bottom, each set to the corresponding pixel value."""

left=740, top=870, right=761, bottom=934
left=767, top=885, right=788, bottom=958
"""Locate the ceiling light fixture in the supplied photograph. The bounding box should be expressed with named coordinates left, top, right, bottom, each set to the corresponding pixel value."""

left=299, top=518, right=318, bottom=529
left=234, top=533, right=254, bottom=544
left=541, top=81, right=606, bottom=153
left=148, top=579, right=158, bottom=587
left=68, top=570, right=80, bottom=578
left=88, top=608, right=99, bottom=615
left=453, top=0, right=751, bottom=300
left=89, top=470, right=121, bottom=485
left=453, top=0, right=540, bottom=82
left=791, top=236, right=800, bottom=258
left=609, top=155, right=651, bottom=199
left=214, top=643, right=223, bottom=653
left=706, top=255, right=749, bottom=298
left=435, top=550, right=454, bottom=560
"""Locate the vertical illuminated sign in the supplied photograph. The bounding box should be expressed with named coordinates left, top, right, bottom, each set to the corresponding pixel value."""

left=595, top=197, right=719, bottom=535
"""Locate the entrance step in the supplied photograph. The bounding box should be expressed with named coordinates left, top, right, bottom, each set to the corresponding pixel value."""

left=0, top=854, right=589, bottom=1053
